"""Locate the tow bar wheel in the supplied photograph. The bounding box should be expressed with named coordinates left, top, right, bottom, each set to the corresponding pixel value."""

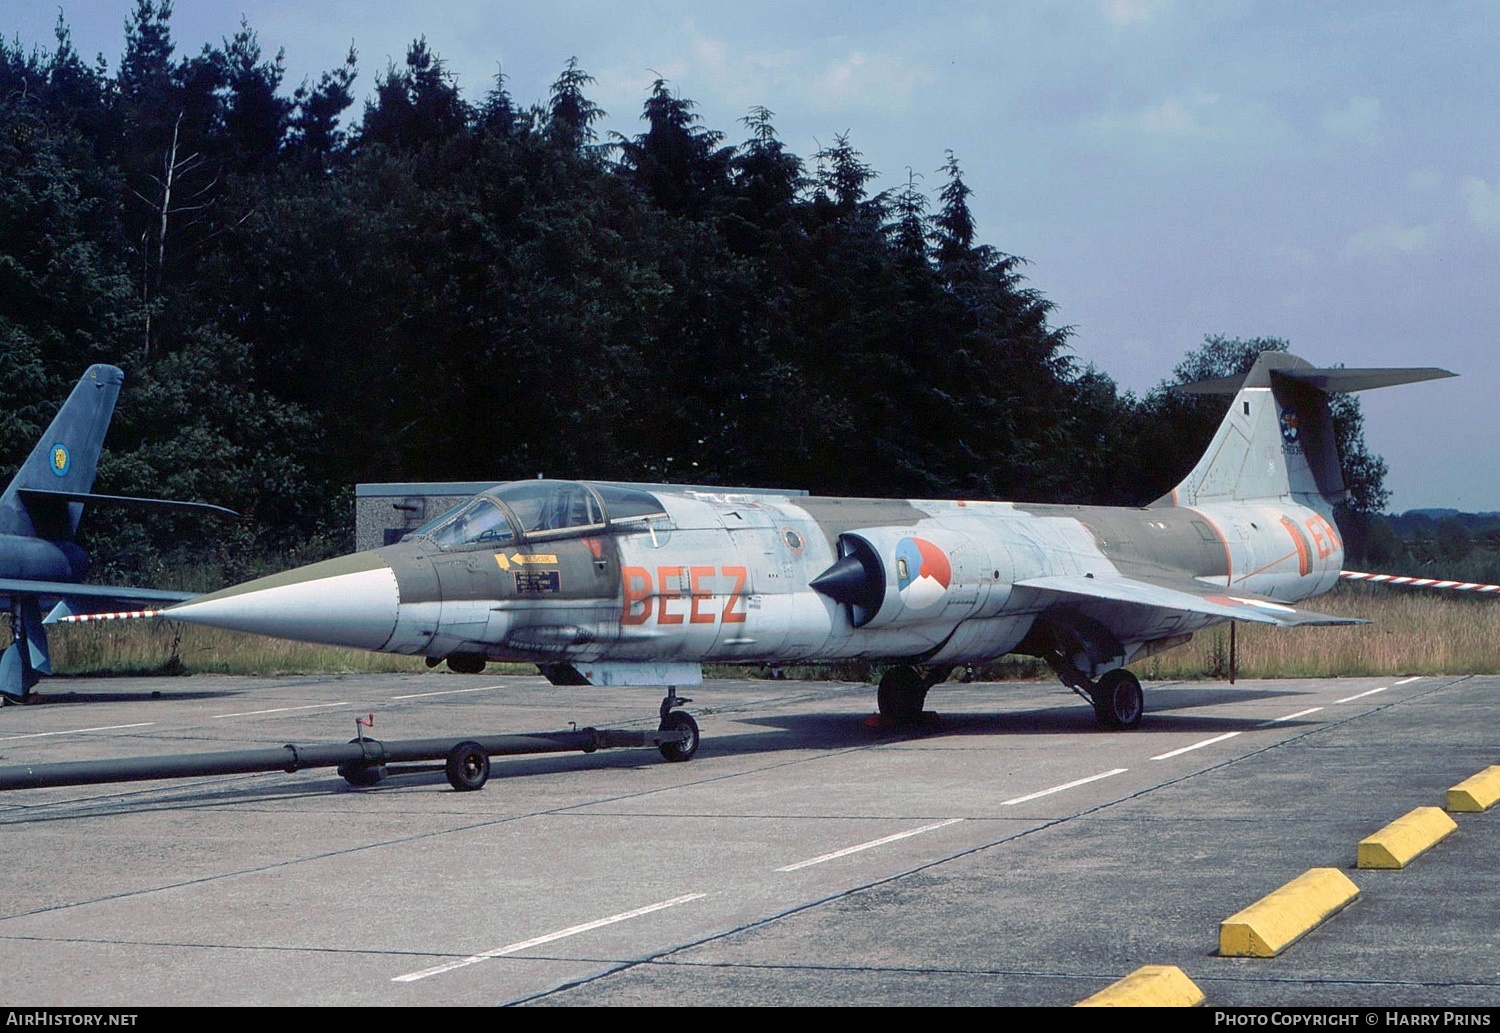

left=445, top=740, right=492, bottom=791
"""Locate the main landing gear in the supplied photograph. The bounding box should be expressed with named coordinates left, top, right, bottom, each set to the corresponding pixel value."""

left=1089, top=669, right=1144, bottom=730
left=1052, top=661, right=1145, bottom=730
left=876, top=665, right=947, bottom=724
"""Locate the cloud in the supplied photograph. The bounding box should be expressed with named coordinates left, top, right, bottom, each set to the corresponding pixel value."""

left=1085, top=91, right=1289, bottom=160
left=614, top=25, right=937, bottom=121
left=811, top=49, right=936, bottom=115
left=1461, top=177, right=1500, bottom=235
left=1342, top=222, right=1440, bottom=261
left=1100, top=0, right=1170, bottom=28
left=1322, top=96, right=1380, bottom=146
left=1092, top=92, right=1222, bottom=139
left=1408, top=169, right=1442, bottom=192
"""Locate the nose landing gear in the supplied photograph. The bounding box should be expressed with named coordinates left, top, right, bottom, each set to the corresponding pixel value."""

left=658, top=688, right=699, bottom=762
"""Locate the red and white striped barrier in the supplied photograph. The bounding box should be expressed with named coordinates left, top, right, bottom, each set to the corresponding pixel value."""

left=1340, top=571, right=1500, bottom=593
left=59, top=609, right=167, bottom=623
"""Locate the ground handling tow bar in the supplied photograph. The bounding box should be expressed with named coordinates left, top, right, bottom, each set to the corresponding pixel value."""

left=0, top=710, right=701, bottom=794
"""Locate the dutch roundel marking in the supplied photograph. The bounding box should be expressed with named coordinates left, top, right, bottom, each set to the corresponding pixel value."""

left=50, top=443, right=70, bottom=476
left=895, top=537, right=951, bottom=609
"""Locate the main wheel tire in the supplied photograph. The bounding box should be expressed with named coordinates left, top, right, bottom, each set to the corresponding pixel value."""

left=1093, top=669, right=1144, bottom=730
left=877, top=666, right=928, bottom=722
left=659, top=711, right=700, bottom=762
left=445, top=653, right=487, bottom=675
left=445, top=740, right=491, bottom=791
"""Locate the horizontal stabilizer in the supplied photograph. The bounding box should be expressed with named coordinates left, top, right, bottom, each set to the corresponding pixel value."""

left=0, top=578, right=195, bottom=621
left=1177, top=365, right=1454, bottom=396
left=18, top=489, right=239, bottom=519
left=1014, top=574, right=1364, bottom=628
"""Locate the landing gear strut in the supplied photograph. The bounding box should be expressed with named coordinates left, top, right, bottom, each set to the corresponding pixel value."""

left=1044, top=653, right=1145, bottom=731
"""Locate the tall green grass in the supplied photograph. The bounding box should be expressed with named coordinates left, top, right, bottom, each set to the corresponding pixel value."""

left=1140, top=582, right=1500, bottom=679
left=47, top=621, right=431, bottom=676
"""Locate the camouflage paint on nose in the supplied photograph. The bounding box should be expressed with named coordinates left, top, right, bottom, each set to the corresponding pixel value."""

left=165, top=551, right=399, bottom=651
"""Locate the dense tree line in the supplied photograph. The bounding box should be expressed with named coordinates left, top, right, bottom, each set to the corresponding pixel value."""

left=0, top=5, right=1396, bottom=583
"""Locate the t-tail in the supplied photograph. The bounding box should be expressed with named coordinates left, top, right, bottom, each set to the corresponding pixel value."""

left=1, top=365, right=234, bottom=702
left=1157, top=351, right=1454, bottom=509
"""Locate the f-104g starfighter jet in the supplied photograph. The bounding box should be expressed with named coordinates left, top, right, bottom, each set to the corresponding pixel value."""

left=152, top=351, right=1452, bottom=754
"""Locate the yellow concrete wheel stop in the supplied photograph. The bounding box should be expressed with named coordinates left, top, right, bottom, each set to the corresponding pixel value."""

left=1447, top=766, right=1500, bottom=813
left=1357, top=806, right=1457, bottom=869
left=1075, top=965, right=1204, bottom=1007
left=1219, top=868, right=1359, bottom=957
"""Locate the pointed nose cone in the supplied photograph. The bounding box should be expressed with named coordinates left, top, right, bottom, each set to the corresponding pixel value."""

left=166, top=552, right=400, bottom=651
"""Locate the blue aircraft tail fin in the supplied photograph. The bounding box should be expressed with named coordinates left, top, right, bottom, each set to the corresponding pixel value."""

left=0, top=365, right=124, bottom=540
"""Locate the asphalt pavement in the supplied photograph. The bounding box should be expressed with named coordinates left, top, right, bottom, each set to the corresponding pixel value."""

left=1, top=671, right=1495, bottom=1007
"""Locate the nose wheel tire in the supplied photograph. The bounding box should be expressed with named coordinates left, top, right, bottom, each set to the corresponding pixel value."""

left=659, top=711, right=700, bottom=762
left=1093, top=669, right=1144, bottom=730
left=445, top=740, right=492, bottom=790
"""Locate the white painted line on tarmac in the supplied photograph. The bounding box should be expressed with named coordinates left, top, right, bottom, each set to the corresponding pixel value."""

left=776, top=819, right=966, bottom=872
left=1151, top=732, right=1241, bottom=761
left=391, top=684, right=508, bottom=699
left=1334, top=686, right=1388, bottom=704
left=392, top=893, right=707, bottom=982
left=1395, top=676, right=1423, bottom=686
left=1002, top=768, right=1128, bottom=806
left=1260, top=706, right=1324, bottom=726
left=213, top=703, right=350, bottom=718
left=0, top=722, right=153, bottom=741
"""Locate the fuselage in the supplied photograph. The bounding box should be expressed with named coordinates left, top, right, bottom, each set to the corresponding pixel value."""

left=0, top=533, right=87, bottom=583
left=171, top=480, right=1344, bottom=669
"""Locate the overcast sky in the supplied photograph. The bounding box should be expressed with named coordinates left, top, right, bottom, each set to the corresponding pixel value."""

left=10, top=1, right=1498, bottom=512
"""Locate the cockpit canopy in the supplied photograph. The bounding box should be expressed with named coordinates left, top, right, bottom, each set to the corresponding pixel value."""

left=412, top=481, right=667, bottom=549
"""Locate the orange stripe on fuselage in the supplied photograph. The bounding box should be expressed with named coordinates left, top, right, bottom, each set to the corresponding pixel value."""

left=1280, top=516, right=1311, bottom=576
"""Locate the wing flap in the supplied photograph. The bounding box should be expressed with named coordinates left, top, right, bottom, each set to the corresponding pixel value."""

left=1013, top=574, right=1364, bottom=627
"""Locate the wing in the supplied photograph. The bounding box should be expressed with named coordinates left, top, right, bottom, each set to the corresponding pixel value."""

left=1012, top=573, right=1364, bottom=627
left=0, top=579, right=195, bottom=623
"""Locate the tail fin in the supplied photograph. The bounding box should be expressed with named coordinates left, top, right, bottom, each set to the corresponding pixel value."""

left=1158, top=352, right=1452, bottom=507
left=0, top=364, right=124, bottom=539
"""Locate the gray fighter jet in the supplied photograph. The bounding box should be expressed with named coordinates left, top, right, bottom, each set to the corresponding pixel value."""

left=156, top=352, right=1451, bottom=742
left=1, top=365, right=234, bottom=702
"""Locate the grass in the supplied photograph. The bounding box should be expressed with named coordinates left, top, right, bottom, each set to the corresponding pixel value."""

left=48, top=621, right=432, bottom=676
left=20, top=581, right=1500, bottom=681
left=1139, top=582, right=1500, bottom=680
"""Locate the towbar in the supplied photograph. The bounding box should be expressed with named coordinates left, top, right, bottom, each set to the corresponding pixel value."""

left=0, top=723, right=695, bottom=794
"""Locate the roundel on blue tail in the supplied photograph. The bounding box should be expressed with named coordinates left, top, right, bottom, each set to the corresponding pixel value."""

left=50, top=443, right=71, bottom=477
